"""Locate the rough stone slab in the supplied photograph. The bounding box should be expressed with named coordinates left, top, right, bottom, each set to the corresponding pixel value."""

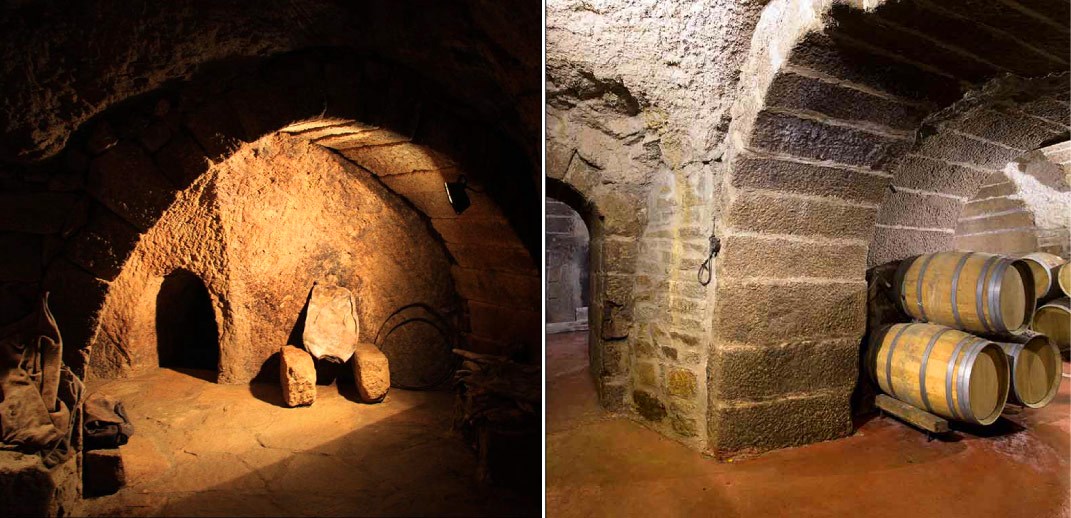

left=914, top=132, right=1023, bottom=170
left=876, top=191, right=962, bottom=229
left=867, top=227, right=952, bottom=267
left=376, top=169, right=454, bottom=196
left=718, top=234, right=867, bottom=282
left=432, top=216, right=523, bottom=247
left=450, top=266, right=540, bottom=310
left=714, top=279, right=866, bottom=344
left=64, top=203, right=141, bottom=281
left=0, top=451, right=76, bottom=516
left=955, top=211, right=1034, bottom=235
left=765, top=71, right=928, bottom=131
left=446, top=243, right=535, bottom=274
left=709, top=339, right=860, bottom=401
left=87, top=142, right=177, bottom=231
left=974, top=182, right=1017, bottom=199
left=827, top=4, right=1000, bottom=83
left=959, top=197, right=1024, bottom=218
left=302, top=283, right=359, bottom=363
left=279, top=345, right=316, bottom=407
left=0, top=233, right=42, bottom=282
left=1017, top=97, right=1070, bottom=126
left=340, top=142, right=453, bottom=177
left=84, top=449, right=126, bottom=497
left=950, top=0, right=1069, bottom=60
left=725, top=189, right=877, bottom=239
left=709, top=389, right=853, bottom=453
left=468, top=300, right=540, bottom=346
left=0, top=192, right=82, bottom=234
left=953, top=230, right=1038, bottom=254
left=632, top=389, right=667, bottom=422
left=748, top=110, right=912, bottom=169
left=892, top=156, right=993, bottom=198
left=868, top=0, right=1063, bottom=76
left=945, top=110, right=1065, bottom=151
left=787, top=32, right=961, bottom=105
left=352, top=342, right=390, bottom=403
left=729, top=153, right=889, bottom=205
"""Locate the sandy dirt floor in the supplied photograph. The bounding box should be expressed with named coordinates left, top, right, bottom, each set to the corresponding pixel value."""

left=79, top=368, right=538, bottom=517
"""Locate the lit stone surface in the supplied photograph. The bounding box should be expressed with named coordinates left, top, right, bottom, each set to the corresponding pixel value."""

left=302, top=284, right=360, bottom=364
left=279, top=345, right=316, bottom=407
left=352, top=343, right=390, bottom=403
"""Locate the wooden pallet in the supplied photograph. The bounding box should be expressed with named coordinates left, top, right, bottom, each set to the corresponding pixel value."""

left=875, top=394, right=949, bottom=441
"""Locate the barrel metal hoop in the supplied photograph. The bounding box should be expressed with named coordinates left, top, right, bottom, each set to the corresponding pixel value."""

left=944, top=335, right=973, bottom=420
left=1008, top=342, right=1023, bottom=395
left=919, top=328, right=951, bottom=413
left=914, top=254, right=937, bottom=321
left=950, top=253, right=971, bottom=329
left=975, top=256, right=1000, bottom=333
left=957, top=341, right=986, bottom=423
left=987, top=260, right=1010, bottom=333
left=884, top=324, right=913, bottom=398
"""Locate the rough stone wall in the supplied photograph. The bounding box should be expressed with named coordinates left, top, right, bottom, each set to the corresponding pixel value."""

left=1, top=49, right=540, bottom=376
left=706, top=0, right=1066, bottom=454
left=90, top=135, right=458, bottom=383
left=546, top=0, right=767, bottom=450
left=0, top=1, right=540, bottom=167
left=548, top=0, right=1069, bottom=453
left=546, top=198, right=589, bottom=324
left=871, top=74, right=1070, bottom=266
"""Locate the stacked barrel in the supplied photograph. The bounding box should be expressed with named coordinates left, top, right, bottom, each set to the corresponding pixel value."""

left=868, top=251, right=1066, bottom=426
left=1019, top=252, right=1070, bottom=354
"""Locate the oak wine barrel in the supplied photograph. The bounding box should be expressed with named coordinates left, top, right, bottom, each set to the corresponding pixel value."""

left=868, top=323, right=1009, bottom=425
left=1058, top=264, right=1071, bottom=298
left=1032, top=298, right=1070, bottom=352
left=895, top=252, right=1035, bottom=335
left=996, top=335, right=1061, bottom=409
left=1018, top=252, right=1066, bottom=300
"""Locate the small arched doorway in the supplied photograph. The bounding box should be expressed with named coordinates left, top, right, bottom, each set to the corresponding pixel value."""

left=546, top=196, right=590, bottom=330
left=156, top=269, right=220, bottom=379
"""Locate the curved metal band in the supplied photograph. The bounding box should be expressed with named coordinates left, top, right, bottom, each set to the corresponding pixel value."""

left=914, top=254, right=937, bottom=321
left=987, top=260, right=1010, bottom=333
left=975, top=255, right=1000, bottom=333
left=950, top=253, right=971, bottom=329
left=918, top=328, right=951, bottom=413
left=944, top=335, right=973, bottom=420
left=884, top=324, right=913, bottom=398
left=1007, top=342, right=1023, bottom=396
left=957, top=340, right=987, bottom=423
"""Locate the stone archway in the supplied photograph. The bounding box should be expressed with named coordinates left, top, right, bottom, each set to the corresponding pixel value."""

left=8, top=49, right=540, bottom=381
left=711, top=0, right=1069, bottom=453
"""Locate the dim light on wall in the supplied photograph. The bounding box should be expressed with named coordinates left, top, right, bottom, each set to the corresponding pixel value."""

left=445, top=175, right=471, bottom=215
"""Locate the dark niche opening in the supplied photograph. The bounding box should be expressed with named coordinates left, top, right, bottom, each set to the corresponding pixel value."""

left=156, top=269, right=220, bottom=380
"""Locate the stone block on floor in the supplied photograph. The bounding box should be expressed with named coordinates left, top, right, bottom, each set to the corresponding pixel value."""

left=352, top=343, right=390, bottom=403
left=84, top=448, right=126, bottom=497
left=279, top=345, right=316, bottom=407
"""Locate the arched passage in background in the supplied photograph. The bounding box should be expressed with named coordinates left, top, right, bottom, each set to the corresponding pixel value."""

left=712, top=0, right=1069, bottom=453
left=545, top=197, right=590, bottom=328
left=156, top=268, right=220, bottom=378
left=2, top=48, right=541, bottom=383
left=545, top=177, right=633, bottom=407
